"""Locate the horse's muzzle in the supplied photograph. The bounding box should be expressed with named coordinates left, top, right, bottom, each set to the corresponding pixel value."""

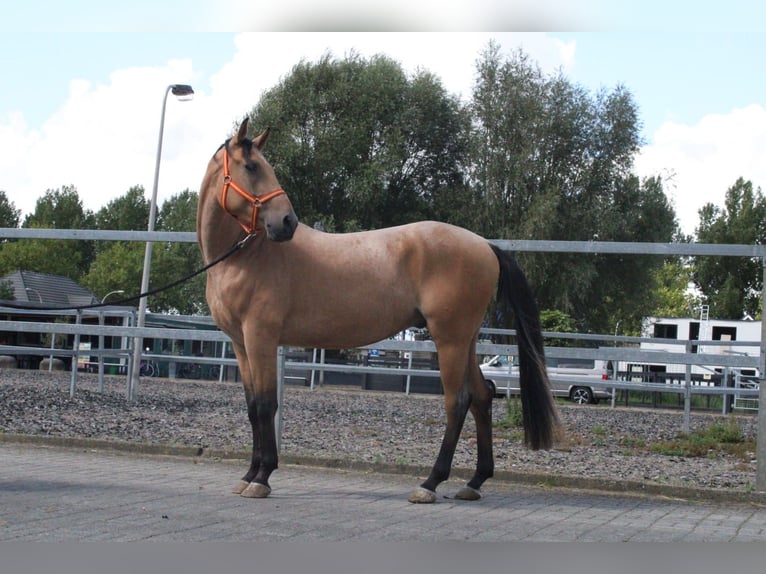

left=266, top=213, right=299, bottom=242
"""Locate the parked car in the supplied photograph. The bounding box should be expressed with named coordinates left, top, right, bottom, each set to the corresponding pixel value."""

left=480, top=354, right=613, bottom=405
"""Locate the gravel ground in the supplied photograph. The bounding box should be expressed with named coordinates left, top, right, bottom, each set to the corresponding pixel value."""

left=0, top=370, right=759, bottom=493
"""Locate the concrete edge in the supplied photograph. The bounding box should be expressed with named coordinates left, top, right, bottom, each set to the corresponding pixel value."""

left=2, top=432, right=765, bottom=505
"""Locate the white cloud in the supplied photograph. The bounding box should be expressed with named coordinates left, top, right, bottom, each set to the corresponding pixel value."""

left=0, top=32, right=574, bottom=221
left=634, top=104, right=766, bottom=236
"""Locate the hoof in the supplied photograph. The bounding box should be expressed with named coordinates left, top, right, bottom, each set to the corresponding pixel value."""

left=454, top=485, right=482, bottom=501
left=408, top=486, right=437, bottom=504
left=232, top=480, right=250, bottom=495
left=240, top=482, right=272, bottom=498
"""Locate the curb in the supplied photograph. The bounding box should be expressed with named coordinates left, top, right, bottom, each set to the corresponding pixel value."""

left=2, top=432, right=765, bottom=505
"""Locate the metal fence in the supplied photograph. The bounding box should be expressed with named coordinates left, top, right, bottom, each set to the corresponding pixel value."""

left=1, top=226, right=765, bottom=490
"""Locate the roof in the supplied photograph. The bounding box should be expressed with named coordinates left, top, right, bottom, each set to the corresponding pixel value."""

left=1, top=270, right=99, bottom=306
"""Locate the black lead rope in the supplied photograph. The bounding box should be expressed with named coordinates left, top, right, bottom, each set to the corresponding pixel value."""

left=1, top=233, right=255, bottom=313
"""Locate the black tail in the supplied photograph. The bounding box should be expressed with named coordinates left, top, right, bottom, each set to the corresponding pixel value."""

left=490, top=244, right=559, bottom=450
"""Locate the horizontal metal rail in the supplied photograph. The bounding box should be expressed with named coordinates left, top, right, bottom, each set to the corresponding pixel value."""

left=3, top=227, right=766, bottom=257
left=3, top=319, right=760, bottom=370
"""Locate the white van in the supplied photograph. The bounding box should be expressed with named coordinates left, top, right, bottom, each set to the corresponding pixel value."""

left=480, top=355, right=613, bottom=404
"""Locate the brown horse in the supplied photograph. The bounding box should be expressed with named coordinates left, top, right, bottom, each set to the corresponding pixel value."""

left=197, top=118, right=559, bottom=503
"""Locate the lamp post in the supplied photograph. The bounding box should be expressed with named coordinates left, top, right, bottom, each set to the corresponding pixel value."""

left=101, top=289, right=125, bottom=304
left=129, top=83, right=194, bottom=401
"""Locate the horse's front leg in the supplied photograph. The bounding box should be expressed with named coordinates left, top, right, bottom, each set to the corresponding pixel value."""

left=228, top=344, right=258, bottom=495
left=237, top=343, right=280, bottom=499
left=231, top=388, right=263, bottom=494
left=238, top=391, right=279, bottom=498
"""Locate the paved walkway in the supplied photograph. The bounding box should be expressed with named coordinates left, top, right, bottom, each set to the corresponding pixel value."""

left=2, top=442, right=766, bottom=541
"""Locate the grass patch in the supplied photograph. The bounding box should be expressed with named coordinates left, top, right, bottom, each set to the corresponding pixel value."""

left=495, top=396, right=524, bottom=430
left=619, top=435, right=646, bottom=449
left=493, top=397, right=526, bottom=442
left=650, top=420, right=754, bottom=461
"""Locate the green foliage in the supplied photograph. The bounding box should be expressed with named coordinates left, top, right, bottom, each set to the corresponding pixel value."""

left=0, top=279, right=14, bottom=300
left=495, top=396, right=524, bottom=431
left=469, top=43, right=679, bottom=333
left=248, top=51, right=471, bottom=232
left=7, top=185, right=96, bottom=281
left=94, top=185, right=149, bottom=250
left=4, top=45, right=697, bottom=329
left=650, top=420, right=751, bottom=460
left=81, top=241, right=144, bottom=302
left=0, top=192, right=22, bottom=274
left=82, top=189, right=207, bottom=314
left=152, top=190, right=207, bottom=315
left=540, top=309, right=577, bottom=332
left=649, top=259, right=701, bottom=319
left=539, top=309, right=578, bottom=346
left=0, top=191, right=21, bottom=228
left=23, top=185, right=95, bottom=230
left=693, top=177, right=765, bottom=319
left=81, top=186, right=150, bottom=304
left=0, top=236, right=83, bottom=278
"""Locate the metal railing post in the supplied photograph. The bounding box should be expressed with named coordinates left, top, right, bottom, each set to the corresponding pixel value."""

left=405, top=352, right=413, bottom=395
left=276, top=346, right=286, bottom=452
left=69, top=310, right=82, bottom=398
left=756, top=258, right=766, bottom=491
left=683, top=342, right=692, bottom=435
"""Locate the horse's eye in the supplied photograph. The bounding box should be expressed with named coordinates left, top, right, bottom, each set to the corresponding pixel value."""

left=245, top=162, right=258, bottom=173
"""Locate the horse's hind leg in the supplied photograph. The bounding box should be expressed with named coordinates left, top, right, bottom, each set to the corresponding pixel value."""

left=408, top=342, right=472, bottom=504
left=454, top=352, right=495, bottom=500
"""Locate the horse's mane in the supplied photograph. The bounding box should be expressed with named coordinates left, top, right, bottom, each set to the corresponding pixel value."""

left=213, top=135, right=255, bottom=160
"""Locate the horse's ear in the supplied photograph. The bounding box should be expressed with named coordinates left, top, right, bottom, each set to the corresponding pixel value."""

left=233, top=117, right=249, bottom=145
left=253, top=127, right=271, bottom=151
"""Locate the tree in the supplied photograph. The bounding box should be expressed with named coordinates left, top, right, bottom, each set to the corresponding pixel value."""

left=82, top=186, right=150, bottom=305
left=2, top=185, right=97, bottom=281
left=649, top=259, right=701, bottom=319
left=469, top=43, right=678, bottom=333
left=0, top=236, right=84, bottom=278
left=0, top=279, right=15, bottom=300
left=539, top=309, right=578, bottom=346
left=23, top=186, right=94, bottom=230
left=0, top=191, right=21, bottom=266
left=694, top=177, right=765, bottom=319
left=0, top=191, right=21, bottom=229
left=81, top=241, right=144, bottom=304
left=247, top=51, right=472, bottom=232
left=82, top=189, right=208, bottom=314
left=93, top=186, right=149, bottom=252
left=152, top=190, right=207, bottom=314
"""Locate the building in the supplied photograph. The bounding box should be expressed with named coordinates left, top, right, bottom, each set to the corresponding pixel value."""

left=0, top=271, right=133, bottom=370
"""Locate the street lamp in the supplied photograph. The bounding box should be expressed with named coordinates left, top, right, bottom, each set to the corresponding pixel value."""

left=129, top=83, right=194, bottom=401
left=101, top=289, right=125, bottom=304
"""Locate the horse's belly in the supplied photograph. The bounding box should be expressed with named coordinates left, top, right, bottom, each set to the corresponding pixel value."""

left=280, top=303, right=420, bottom=349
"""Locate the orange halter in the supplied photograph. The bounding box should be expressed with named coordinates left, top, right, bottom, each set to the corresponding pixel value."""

left=219, top=146, right=286, bottom=234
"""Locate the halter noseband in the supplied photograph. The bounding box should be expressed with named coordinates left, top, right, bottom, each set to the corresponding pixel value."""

left=219, top=145, right=286, bottom=234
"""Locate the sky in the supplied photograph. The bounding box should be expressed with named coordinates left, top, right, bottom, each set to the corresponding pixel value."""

left=1, top=1, right=765, bottom=237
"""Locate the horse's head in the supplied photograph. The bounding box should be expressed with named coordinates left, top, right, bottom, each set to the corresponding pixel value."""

left=217, top=118, right=298, bottom=242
